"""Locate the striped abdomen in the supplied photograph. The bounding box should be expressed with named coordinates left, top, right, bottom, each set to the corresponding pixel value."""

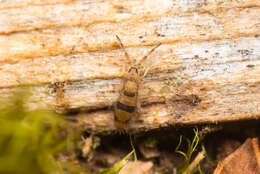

left=114, top=80, right=138, bottom=129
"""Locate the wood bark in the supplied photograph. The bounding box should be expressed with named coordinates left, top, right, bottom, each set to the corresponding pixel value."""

left=0, top=0, right=259, bottom=132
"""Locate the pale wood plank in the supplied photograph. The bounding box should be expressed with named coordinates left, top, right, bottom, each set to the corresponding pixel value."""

left=0, top=1, right=259, bottom=132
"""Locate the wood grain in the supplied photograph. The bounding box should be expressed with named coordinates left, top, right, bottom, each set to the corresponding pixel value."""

left=0, top=0, right=259, bottom=132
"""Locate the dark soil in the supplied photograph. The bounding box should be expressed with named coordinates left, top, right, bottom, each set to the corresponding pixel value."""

left=79, top=119, right=260, bottom=174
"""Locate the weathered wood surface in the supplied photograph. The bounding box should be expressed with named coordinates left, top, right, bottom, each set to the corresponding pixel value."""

left=0, top=0, right=259, bottom=132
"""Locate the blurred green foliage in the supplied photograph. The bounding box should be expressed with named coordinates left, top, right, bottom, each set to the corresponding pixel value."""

left=0, top=92, right=84, bottom=174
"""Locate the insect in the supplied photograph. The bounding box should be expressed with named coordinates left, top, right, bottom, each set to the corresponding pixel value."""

left=114, top=35, right=161, bottom=130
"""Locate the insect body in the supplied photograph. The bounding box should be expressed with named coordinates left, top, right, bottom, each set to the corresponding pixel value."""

left=114, top=35, right=161, bottom=129
left=114, top=67, right=139, bottom=129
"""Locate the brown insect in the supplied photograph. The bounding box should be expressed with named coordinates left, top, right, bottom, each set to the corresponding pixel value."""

left=114, top=35, right=161, bottom=130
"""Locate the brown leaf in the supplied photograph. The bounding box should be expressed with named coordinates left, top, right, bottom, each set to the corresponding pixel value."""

left=214, top=138, right=260, bottom=174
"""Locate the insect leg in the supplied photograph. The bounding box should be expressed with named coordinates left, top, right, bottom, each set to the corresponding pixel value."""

left=143, top=66, right=151, bottom=78
left=136, top=93, right=142, bottom=113
left=137, top=100, right=142, bottom=113
left=140, top=64, right=158, bottom=80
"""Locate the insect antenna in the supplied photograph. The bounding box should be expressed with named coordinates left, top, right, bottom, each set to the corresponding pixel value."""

left=116, top=35, right=132, bottom=65
left=137, top=42, right=162, bottom=66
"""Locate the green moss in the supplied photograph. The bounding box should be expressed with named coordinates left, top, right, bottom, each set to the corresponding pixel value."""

left=0, top=91, right=85, bottom=174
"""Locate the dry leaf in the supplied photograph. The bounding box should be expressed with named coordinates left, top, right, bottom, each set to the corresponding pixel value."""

left=214, top=138, right=260, bottom=174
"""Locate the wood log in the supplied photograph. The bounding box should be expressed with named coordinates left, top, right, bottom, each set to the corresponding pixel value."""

left=0, top=0, right=259, bottom=133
